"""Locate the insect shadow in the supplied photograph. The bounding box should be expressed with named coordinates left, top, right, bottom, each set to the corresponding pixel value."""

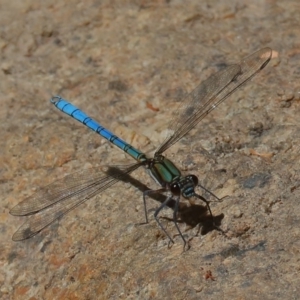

left=105, top=166, right=224, bottom=239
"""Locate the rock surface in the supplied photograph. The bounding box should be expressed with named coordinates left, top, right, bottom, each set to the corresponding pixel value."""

left=1, top=1, right=299, bottom=299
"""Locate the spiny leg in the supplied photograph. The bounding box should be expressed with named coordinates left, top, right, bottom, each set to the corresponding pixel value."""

left=154, top=195, right=176, bottom=245
left=197, top=183, right=222, bottom=201
left=195, top=194, right=214, bottom=220
left=172, top=195, right=190, bottom=251
left=142, top=188, right=166, bottom=224
left=195, top=193, right=225, bottom=235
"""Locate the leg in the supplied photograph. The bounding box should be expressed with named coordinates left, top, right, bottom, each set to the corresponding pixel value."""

left=172, top=196, right=190, bottom=251
left=142, top=188, right=166, bottom=224
left=195, top=193, right=225, bottom=235
left=197, top=183, right=222, bottom=201
left=195, top=193, right=214, bottom=220
left=154, top=195, right=176, bottom=245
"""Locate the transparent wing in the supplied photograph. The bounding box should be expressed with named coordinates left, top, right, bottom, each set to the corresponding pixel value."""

left=10, top=163, right=143, bottom=241
left=156, top=47, right=272, bottom=154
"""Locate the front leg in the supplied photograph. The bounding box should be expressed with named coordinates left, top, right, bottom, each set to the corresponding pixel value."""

left=142, top=188, right=166, bottom=223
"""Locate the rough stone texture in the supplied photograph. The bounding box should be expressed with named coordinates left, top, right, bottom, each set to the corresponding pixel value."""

left=1, top=0, right=300, bottom=299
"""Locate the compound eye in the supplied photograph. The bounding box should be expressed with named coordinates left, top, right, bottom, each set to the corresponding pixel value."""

left=170, top=182, right=181, bottom=196
left=189, top=175, right=198, bottom=186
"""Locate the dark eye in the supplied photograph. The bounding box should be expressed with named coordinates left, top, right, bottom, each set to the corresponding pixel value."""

left=170, top=182, right=181, bottom=196
left=189, top=175, right=198, bottom=186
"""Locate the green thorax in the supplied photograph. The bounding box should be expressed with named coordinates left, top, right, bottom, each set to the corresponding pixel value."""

left=147, top=155, right=181, bottom=187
